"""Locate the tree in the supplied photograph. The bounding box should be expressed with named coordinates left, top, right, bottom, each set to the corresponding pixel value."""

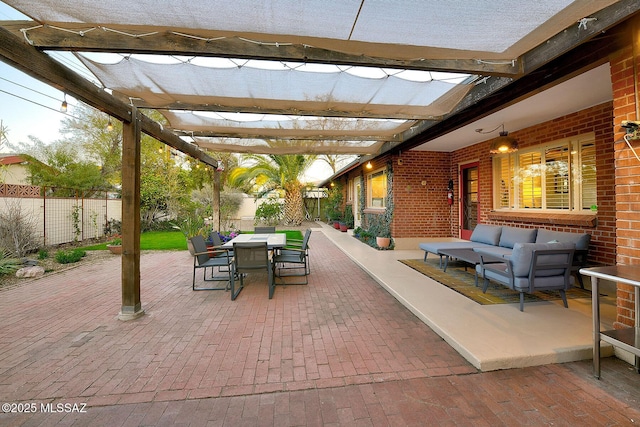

left=14, top=137, right=109, bottom=194
left=59, top=103, right=122, bottom=186
left=0, top=121, right=9, bottom=182
left=230, top=143, right=316, bottom=225
left=0, top=120, right=8, bottom=150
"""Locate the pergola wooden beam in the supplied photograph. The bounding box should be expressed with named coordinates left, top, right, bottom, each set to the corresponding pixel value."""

left=390, top=23, right=630, bottom=154
left=135, top=100, right=443, bottom=120
left=521, top=0, right=640, bottom=73
left=175, top=130, right=399, bottom=142
left=3, top=21, right=520, bottom=76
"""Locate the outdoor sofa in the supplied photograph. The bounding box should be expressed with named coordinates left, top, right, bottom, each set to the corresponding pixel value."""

left=419, top=224, right=591, bottom=287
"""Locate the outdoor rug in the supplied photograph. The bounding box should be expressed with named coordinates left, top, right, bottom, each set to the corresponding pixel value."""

left=399, top=258, right=592, bottom=305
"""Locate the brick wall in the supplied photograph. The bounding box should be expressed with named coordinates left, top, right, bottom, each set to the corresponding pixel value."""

left=392, top=151, right=453, bottom=238
left=455, top=102, right=616, bottom=267
left=611, top=21, right=640, bottom=327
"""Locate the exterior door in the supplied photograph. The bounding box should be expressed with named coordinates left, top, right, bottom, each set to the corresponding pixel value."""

left=460, top=162, right=479, bottom=240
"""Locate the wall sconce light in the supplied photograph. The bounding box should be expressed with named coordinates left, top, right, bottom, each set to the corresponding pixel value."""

left=60, top=94, right=68, bottom=112
left=366, top=161, right=372, bottom=169
left=476, top=124, right=518, bottom=154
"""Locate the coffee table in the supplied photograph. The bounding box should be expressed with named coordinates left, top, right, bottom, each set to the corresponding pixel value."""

left=438, top=248, right=500, bottom=287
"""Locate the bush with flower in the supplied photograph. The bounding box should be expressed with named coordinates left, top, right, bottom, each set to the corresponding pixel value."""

left=217, top=230, right=239, bottom=243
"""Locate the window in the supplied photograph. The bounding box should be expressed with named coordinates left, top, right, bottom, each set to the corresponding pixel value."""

left=367, top=169, right=387, bottom=208
left=493, top=134, right=596, bottom=211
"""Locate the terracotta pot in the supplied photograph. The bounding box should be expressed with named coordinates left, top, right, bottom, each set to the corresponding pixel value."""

left=333, top=221, right=341, bottom=229
left=340, top=222, right=348, bottom=232
left=376, top=236, right=391, bottom=248
left=107, top=244, right=122, bottom=255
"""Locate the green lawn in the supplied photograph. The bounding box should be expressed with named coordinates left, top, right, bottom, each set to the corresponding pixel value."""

left=82, top=230, right=303, bottom=251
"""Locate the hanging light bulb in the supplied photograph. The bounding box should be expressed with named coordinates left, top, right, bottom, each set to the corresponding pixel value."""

left=106, top=118, right=113, bottom=132
left=366, top=161, right=373, bottom=169
left=60, top=94, right=68, bottom=112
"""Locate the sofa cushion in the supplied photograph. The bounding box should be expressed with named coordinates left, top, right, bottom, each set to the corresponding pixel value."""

left=469, top=224, right=502, bottom=246
left=509, top=242, right=575, bottom=277
left=535, top=229, right=591, bottom=251
left=499, top=227, right=537, bottom=249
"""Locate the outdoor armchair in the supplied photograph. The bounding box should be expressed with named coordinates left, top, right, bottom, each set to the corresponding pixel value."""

left=477, top=242, right=575, bottom=311
left=190, top=235, right=239, bottom=298
left=273, top=228, right=311, bottom=284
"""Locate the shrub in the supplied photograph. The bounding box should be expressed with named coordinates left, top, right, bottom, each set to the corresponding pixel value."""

left=220, top=190, right=243, bottom=232
left=55, top=248, right=86, bottom=264
left=254, top=198, right=283, bottom=226
left=0, top=250, right=20, bottom=276
left=172, top=215, right=205, bottom=238
left=103, top=219, right=122, bottom=236
left=324, top=182, right=343, bottom=222
left=0, top=199, right=39, bottom=257
left=38, top=248, right=49, bottom=260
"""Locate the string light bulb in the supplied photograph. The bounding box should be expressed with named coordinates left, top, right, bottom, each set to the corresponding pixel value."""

left=366, top=161, right=373, bottom=169
left=60, top=94, right=68, bottom=112
left=107, top=118, right=113, bottom=132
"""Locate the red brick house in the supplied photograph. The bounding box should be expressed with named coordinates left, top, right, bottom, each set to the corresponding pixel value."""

left=325, top=15, right=640, bottom=330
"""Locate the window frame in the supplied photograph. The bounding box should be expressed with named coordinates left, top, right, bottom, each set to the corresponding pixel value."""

left=492, top=133, right=596, bottom=213
left=366, top=168, right=387, bottom=209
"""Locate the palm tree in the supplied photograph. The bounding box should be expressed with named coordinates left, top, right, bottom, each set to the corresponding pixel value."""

left=231, top=148, right=316, bottom=226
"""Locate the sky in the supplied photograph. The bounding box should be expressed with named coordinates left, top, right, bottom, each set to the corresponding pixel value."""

left=0, top=2, right=69, bottom=149
left=0, top=1, right=338, bottom=183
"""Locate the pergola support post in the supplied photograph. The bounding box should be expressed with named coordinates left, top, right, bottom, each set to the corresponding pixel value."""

left=118, top=108, right=144, bottom=321
left=212, top=170, right=221, bottom=232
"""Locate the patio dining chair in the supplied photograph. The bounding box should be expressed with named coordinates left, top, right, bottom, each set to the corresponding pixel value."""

left=190, top=235, right=240, bottom=299
left=209, top=230, right=233, bottom=269
left=254, top=226, right=276, bottom=234
left=273, top=228, right=311, bottom=284
left=233, top=241, right=275, bottom=299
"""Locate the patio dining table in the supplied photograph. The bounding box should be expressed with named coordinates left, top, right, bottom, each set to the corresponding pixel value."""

left=221, top=233, right=286, bottom=250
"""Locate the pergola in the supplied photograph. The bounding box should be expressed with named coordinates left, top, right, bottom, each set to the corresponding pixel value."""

left=0, top=0, right=638, bottom=319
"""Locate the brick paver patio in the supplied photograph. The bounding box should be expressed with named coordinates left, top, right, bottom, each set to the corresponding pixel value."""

left=1, top=231, right=639, bottom=426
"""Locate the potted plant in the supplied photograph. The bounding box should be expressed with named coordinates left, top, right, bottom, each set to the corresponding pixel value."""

left=343, top=205, right=354, bottom=230
left=172, top=215, right=205, bottom=255
left=106, top=236, right=122, bottom=255
left=376, top=225, right=392, bottom=249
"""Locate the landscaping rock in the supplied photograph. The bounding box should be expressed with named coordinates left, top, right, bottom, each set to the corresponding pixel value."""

left=16, top=266, right=45, bottom=279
